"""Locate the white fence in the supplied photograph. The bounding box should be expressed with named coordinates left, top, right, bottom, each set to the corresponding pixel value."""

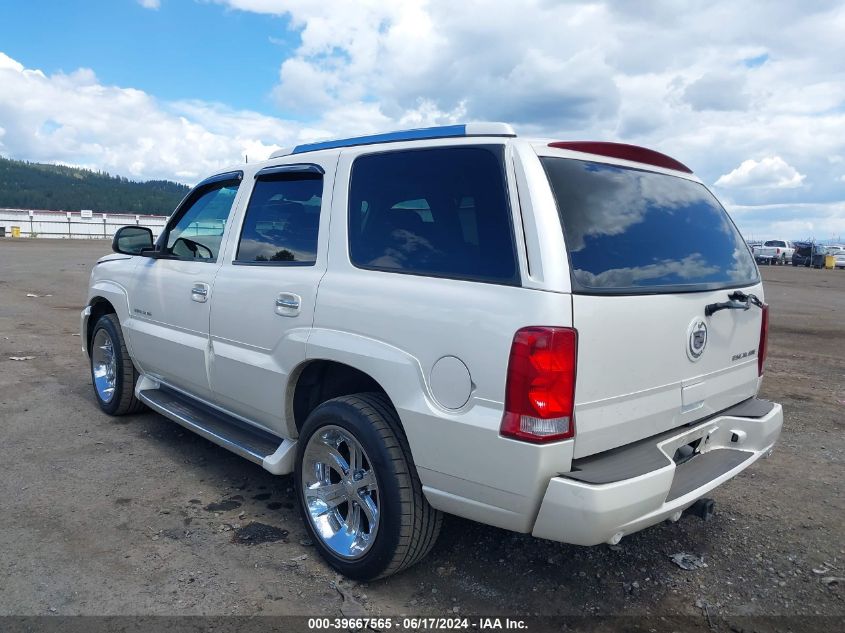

left=0, top=208, right=168, bottom=240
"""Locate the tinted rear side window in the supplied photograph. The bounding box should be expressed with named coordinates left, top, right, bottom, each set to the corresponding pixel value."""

left=236, top=173, right=322, bottom=264
left=541, top=158, right=759, bottom=293
left=348, top=146, right=519, bottom=285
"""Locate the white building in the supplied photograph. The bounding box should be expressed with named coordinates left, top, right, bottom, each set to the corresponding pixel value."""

left=0, top=208, right=168, bottom=239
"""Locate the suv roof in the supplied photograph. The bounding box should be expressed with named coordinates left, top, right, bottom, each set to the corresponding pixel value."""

left=268, top=122, right=695, bottom=176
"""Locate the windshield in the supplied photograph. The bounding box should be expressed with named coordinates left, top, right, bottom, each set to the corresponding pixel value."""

left=541, top=157, right=759, bottom=293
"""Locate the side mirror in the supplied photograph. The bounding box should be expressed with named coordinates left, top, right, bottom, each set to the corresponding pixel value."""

left=112, top=226, right=154, bottom=255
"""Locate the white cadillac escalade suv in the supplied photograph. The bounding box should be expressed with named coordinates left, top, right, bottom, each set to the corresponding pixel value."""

left=82, top=123, right=783, bottom=580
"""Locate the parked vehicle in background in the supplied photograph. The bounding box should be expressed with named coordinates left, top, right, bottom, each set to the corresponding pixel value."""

left=792, top=242, right=822, bottom=267
left=755, top=240, right=795, bottom=265
left=82, top=123, right=782, bottom=580
left=824, top=245, right=845, bottom=269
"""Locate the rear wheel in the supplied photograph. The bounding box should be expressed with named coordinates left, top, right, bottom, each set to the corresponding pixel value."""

left=89, top=314, right=145, bottom=415
left=295, top=393, right=442, bottom=580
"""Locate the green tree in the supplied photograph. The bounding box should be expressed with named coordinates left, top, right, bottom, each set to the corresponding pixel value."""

left=0, top=157, right=191, bottom=215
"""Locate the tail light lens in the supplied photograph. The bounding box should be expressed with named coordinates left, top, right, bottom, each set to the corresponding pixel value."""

left=758, top=304, right=769, bottom=376
left=500, top=327, right=577, bottom=443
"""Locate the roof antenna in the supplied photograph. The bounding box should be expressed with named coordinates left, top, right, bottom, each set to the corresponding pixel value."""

left=245, top=154, right=248, bottom=164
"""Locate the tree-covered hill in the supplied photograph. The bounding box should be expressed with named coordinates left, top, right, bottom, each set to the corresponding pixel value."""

left=0, top=157, right=190, bottom=215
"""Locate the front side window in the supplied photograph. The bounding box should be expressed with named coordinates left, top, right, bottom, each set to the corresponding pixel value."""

left=541, top=158, right=759, bottom=293
left=166, top=182, right=239, bottom=261
left=235, top=173, right=323, bottom=264
left=348, top=146, right=519, bottom=285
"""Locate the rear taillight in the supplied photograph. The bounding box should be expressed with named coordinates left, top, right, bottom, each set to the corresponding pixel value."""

left=776, top=248, right=781, bottom=255
left=500, top=327, right=577, bottom=443
left=758, top=304, right=769, bottom=376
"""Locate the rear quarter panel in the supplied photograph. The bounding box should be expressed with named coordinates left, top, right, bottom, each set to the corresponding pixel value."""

left=310, top=139, right=577, bottom=526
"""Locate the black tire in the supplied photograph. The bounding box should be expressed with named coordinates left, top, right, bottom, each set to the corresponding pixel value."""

left=295, top=393, right=442, bottom=580
left=89, top=314, right=145, bottom=416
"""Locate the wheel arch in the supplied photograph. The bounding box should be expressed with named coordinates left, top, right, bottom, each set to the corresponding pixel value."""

left=86, top=296, right=117, bottom=354
left=85, top=280, right=132, bottom=354
left=289, top=330, right=429, bottom=443
left=290, top=359, right=394, bottom=435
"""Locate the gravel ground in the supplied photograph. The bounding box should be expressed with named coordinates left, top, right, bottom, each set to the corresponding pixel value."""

left=0, top=239, right=842, bottom=628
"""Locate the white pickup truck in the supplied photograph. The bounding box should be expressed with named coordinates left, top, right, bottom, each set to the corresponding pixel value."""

left=83, top=123, right=783, bottom=579
left=754, top=239, right=795, bottom=265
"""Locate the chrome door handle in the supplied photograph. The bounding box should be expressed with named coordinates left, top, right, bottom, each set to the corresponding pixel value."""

left=275, top=292, right=301, bottom=316
left=191, top=283, right=209, bottom=303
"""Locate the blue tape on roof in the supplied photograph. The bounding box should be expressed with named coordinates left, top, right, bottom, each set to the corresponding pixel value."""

left=291, top=125, right=468, bottom=154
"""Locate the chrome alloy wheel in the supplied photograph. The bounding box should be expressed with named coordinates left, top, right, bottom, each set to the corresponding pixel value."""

left=91, top=328, right=117, bottom=403
left=301, top=425, right=380, bottom=559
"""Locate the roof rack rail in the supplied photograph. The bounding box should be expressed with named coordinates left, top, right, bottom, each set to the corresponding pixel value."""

left=270, top=122, right=515, bottom=158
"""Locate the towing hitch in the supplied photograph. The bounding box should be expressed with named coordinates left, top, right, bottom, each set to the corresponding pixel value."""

left=685, top=498, right=715, bottom=521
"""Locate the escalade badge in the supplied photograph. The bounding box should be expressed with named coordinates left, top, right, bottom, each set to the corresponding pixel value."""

left=687, top=319, right=708, bottom=361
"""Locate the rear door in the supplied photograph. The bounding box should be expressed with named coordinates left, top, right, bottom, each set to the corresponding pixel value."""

left=208, top=159, right=335, bottom=435
left=540, top=154, right=764, bottom=458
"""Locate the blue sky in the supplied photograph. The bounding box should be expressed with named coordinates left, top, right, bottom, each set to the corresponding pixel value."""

left=0, top=0, right=296, bottom=114
left=0, top=0, right=843, bottom=240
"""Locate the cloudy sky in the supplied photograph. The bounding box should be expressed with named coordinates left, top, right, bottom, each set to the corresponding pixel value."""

left=0, top=0, right=843, bottom=240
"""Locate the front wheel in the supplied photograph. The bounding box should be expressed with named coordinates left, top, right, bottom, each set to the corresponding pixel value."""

left=295, top=393, right=442, bottom=580
left=89, top=314, right=145, bottom=415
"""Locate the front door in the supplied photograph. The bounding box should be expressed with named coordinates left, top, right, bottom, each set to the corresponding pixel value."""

left=209, top=162, right=333, bottom=434
left=125, top=173, right=242, bottom=400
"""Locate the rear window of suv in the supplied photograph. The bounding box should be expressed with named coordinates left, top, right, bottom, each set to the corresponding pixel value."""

left=541, top=158, right=759, bottom=293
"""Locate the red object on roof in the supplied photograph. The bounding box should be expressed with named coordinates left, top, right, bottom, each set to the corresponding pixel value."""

left=547, top=141, right=693, bottom=174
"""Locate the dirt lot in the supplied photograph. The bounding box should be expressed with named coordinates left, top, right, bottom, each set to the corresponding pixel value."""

left=0, top=239, right=842, bottom=626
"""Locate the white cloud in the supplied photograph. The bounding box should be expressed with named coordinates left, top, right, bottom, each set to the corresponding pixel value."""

left=715, top=157, right=806, bottom=189
left=726, top=202, right=845, bottom=242
left=683, top=72, right=750, bottom=111
left=0, top=52, right=24, bottom=72
left=212, top=1, right=845, bottom=195
left=0, top=54, right=292, bottom=183
left=137, top=0, right=161, bottom=9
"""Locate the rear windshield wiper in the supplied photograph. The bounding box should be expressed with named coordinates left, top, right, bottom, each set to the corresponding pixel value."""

left=705, top=291, right=764, bottom=317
